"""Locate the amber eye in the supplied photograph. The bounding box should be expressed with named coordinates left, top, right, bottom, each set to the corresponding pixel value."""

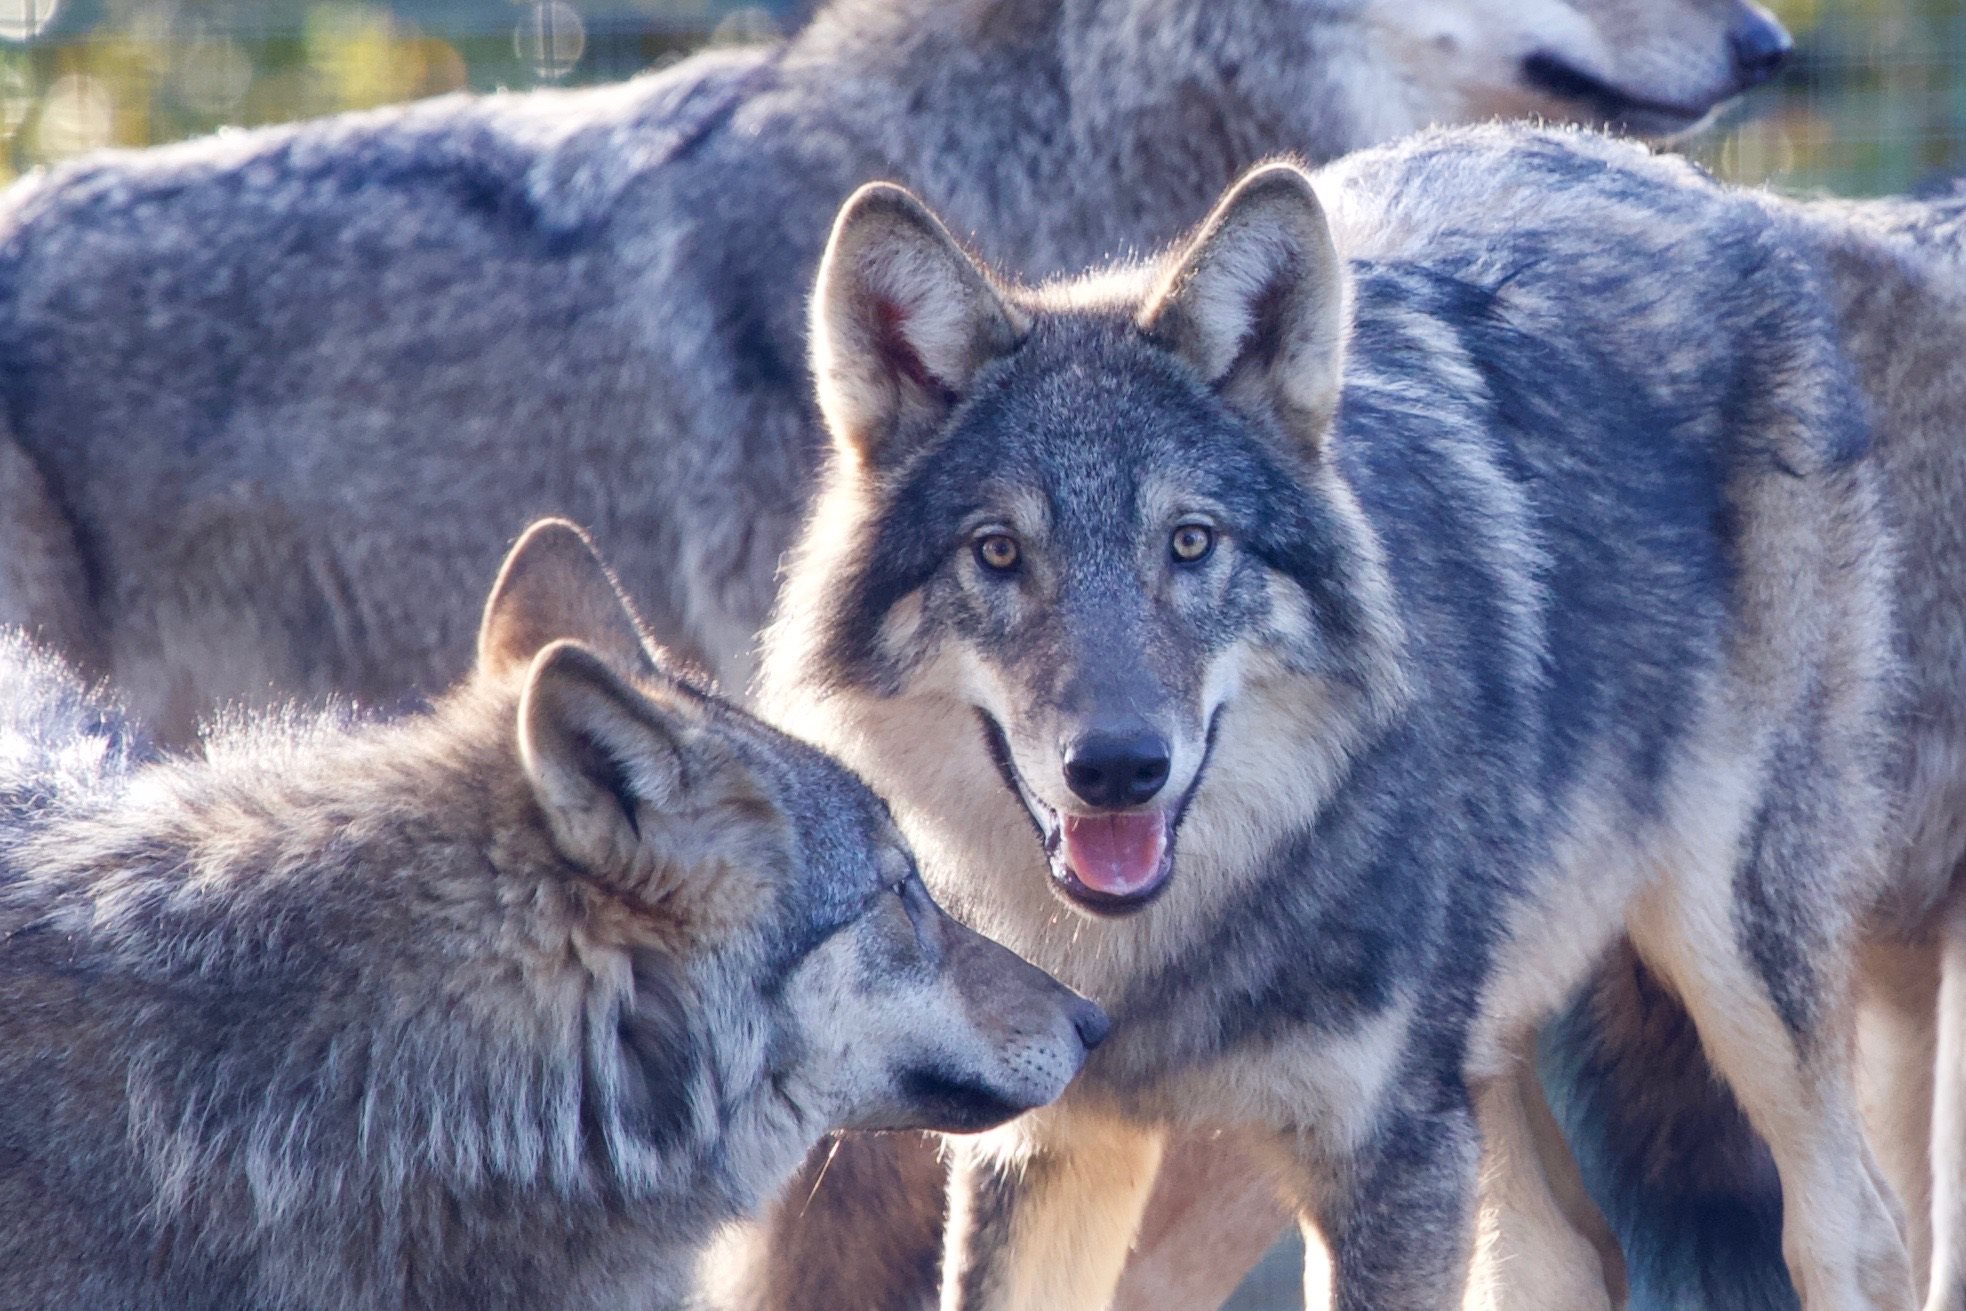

left=975, top=533, right=1021, bottom=573
left=1171, top=523, right=1216, bottom=564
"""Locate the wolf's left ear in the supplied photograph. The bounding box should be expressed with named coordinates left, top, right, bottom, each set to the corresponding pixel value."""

left=1139, top=163, right=1348, bottom=454
left=478, top=519, right=658, bottom=682
left=812, top=182, right=1027, bottom=472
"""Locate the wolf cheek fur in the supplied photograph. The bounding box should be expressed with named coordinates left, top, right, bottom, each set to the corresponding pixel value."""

left=761, top=134, right=1913, bottom=1311
left=0, top=518, right=1105, bottom=1310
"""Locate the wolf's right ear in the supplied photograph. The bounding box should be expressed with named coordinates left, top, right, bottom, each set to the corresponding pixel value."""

left=1138, top=163, right=1349, bottom=455
left=477, top=519, right=657, bottom=682
left=812, top=183, right=1026, bottom=471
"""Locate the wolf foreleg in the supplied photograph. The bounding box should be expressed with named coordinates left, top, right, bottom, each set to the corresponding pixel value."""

left=940, top=1112, right=1162, bottom=1311
left=1857, top=937, right=1940, bottom=1305
left=1281, top=1091, right=1481, bottom=1311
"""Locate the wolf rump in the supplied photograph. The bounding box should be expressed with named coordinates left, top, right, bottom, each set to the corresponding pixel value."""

left=758, top=132, right=1912, bottom=1310
left=0, top=519, right=1105, bottom=1309
left=0, top=0, right=1790, bottom=746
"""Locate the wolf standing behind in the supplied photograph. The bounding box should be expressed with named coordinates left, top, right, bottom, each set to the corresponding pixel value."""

left=1537, top=180, right=1966, bottom=1311
left=761, top=133, right=1910, bottom=1310
left=0, top=0, right=1788, bottom=746
left=0, top=519, right=1106, bottom=1310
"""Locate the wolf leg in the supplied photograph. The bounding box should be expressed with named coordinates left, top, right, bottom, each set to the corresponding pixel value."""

left=1539, top=948, right=1796, bottom=1311
left=1463, top=1057, right=1622, bottom=1311
left=706, top=1133, right=946, bottom=1311
left=1628, top=866, right=1915, bottom=1311
left=1858, top=936, right=1940, bottom=1305
left=1282, top=1090, right=1481, bottom=1311
left=1113, top=1133, right=1292, bottom=1309
left=1926, top=901, right=1966, bottom=1311
left=941, top=1111, right=1163, bottom=1311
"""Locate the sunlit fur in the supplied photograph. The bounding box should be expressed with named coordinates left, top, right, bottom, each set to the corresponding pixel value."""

left=0, top=521, right=1100, bottom=1311
left=764, top=130, right=1913, bottom=1311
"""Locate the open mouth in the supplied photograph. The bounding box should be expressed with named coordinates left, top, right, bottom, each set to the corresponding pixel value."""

left=976, top=711, right=1216, bottom=918
left=1521, top=52, right=1728, bottom=136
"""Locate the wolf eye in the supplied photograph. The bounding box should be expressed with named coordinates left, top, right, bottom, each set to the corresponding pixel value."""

left=974, top=533, right=1021, bottom=573
left=1171, top=524, right=1216, bottom=564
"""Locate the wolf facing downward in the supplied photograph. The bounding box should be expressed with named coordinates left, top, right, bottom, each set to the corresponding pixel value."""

left=759, top=133, right=1913, bottom=1311
left=0, top=519, right=1106, bottom=1310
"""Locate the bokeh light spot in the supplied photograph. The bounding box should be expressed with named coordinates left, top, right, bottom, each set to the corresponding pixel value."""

left=516, top=2, right=585, bottom=81
left=0, top=0, right=59, bottom=44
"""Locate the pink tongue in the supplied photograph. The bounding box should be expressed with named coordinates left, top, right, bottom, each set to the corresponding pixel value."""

left=1060, top=812, right=1168, bottom=896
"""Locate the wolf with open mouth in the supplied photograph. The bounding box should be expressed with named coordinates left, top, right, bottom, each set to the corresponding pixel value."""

left=761, top=128, right=1915, bottom=1311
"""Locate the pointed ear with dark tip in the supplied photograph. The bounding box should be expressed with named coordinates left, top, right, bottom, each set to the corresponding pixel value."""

left=811, top=182, right=1027, bottom=471
left=477, top=518, right=657, bottom=681
left=1138, top=163, right=1349, bottom=456
left=518, top=640, right=704, bottom=882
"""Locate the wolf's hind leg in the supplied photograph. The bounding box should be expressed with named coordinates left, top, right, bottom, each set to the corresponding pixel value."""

left=1858, top=936, right=1940, bottom=1305
left=1924, top=900, right=1966, bottom=1311
left=941, top=1112, right=1162, bottom=1311
left=1628, top=839, right=1914, bottom=1311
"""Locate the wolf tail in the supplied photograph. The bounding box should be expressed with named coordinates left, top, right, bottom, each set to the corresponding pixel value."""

left=1537, top=945, right=1798, bottom=1311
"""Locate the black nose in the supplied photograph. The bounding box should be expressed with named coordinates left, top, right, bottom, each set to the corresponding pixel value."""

left=1063, top=730, right=1171, bottom=809
left=1730, top=12, right=1792, bottom=88
left=1069, top=997, right=1111, bottom=1051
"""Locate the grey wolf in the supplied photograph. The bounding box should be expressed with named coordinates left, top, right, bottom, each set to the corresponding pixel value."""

left=0, top=517, right=1106, bottom=1310
left=1532, top=180, right=1966, bottom=1311
left=0, top=0, right=1789, bottom=748
left=759, top=132, right=1912, bottom=1310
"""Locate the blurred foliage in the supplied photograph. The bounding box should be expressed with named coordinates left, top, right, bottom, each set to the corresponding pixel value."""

left=1701, top=0, right=1966, bottom=193
left=0, top=0, right=793, bottom=180
left=0, top=0, right=1956, bottom=195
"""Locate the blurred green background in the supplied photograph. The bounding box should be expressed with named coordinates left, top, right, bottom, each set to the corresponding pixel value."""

left=0, top=0, right=1957, bottom=196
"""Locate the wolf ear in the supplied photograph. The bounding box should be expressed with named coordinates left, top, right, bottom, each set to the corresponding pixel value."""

left=812, top=183, right=1026, bottom=471
left=519, top=641, right=748, bottom=886
left=478, top=519, right=657, bottom=682
left=1138, top=163, right=1348, bottom=454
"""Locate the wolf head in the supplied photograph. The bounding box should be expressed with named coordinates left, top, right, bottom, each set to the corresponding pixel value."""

left=819, top=0, right=1786, bottom=146
left=766, top=168, right=1407, bottom=940
left=1351, top=0, right=1791, bottom=139
left=470, top=521, right=1106, bottom=1148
